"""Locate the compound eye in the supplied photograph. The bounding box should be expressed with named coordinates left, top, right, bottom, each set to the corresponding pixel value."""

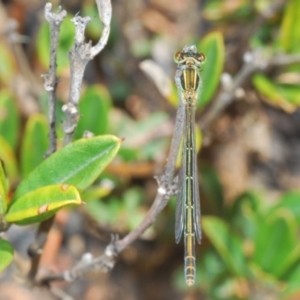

left=174, top=51, right=182, bottom=63
left=197, top=52, right=205, bottom=62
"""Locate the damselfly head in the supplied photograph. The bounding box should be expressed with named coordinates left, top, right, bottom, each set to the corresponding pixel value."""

left=174, top=46, right=205, bottom=65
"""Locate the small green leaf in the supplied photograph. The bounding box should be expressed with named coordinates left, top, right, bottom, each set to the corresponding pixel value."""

left=74, top=85, right=112, bottom=139
left=0, top=90, right=20, bottom=149
left=229, top=191, right=262, bottom=239
left=36, top=15, right=75, bottom=74
left=0, top=136, right=18, bottom=184
left=252, top=73, right=300, bottom=112
left=202, top=216, right=247, bottom=276
left=0, top=44, right=16, bottom=85
left=198, top=32, right=225, bottom=107
left=5, top=184, right=82, bottom=225
left=0, top=160, right=9, bottom=215
left=279, top=0, right=300, bottom=53
left=253, top=209, right=300, bottom=277
left=0, top=238, right=13, bottom=272
left=12, top=135, right=121, bottom=201
left=83, top=3, right=104, bottom=39
left=21, top=114, right=49, bottom=177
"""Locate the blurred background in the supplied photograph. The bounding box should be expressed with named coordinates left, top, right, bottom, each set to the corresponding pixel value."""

left=1, top=0, right=300, bottom=299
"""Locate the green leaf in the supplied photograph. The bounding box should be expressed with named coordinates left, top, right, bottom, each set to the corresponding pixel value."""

left=74, top=85, right=112, bottom=139
left=279, top=0, right=300, bottom=53
left=253, top=209, right=300, bottom=277
left=21, top=114, right=49, bottom=177
left=0, top=136, right=18, bottom=184
left=36, top=15, right=75, bottom=74
left=283, top=260, right=300, bottom=294
left=5, top=184, right=82, bottom=225
left=0, top=90, right=20, bottom=149
left=83, top=3, right=104, bottom=39
left=0, top=238, right=13, bottom=272
left=198, top=32, right=225, bottom=107
left=229, top=191, right=262, bottom=240
left=275, top=191, right=300, bottom=225
left=0, top=160, right=9, bottom=215
left=202, top=216, right=247, bottom=276
left=12, top=135, right=121, bottom=201
left=0, top=44, right=16, bottom=85
left=203, top=0, right=251, bottom=21
left=252, top=73, right=300, bottom=112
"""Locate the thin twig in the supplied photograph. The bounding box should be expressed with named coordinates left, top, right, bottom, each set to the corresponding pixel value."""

left=199, top=51, right=300, bottom=131
left=62, top=0, right=112, bottom=145
left=41, top=176, right=178, bottom=285
left=42, top=3, right=67, bottom=157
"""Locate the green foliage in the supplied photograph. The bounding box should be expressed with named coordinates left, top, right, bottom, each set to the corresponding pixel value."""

left=198, top=32, right=225, bottom=107
left=0, top=44, right=16, bottom=85
left=0, top=160, right=8, bottom=215
left=203, top=0, right=252, bottom=22
left=0, top=134, right=120, bottom=272
left=0, top=238, right=13, bottom=272
left=5, top=184, right=82, bottom=225
left=253, top=208, right=299, bottom=278
left=83, top=3, right=104, bottom=39
left=12, top=135, right=121, bottom=201
left=0, top=136, right=18, bottom=184
left=186, top=191, right=300, bottom=299
left=252, top=73, right=300, bottom=112
left=203, top=217, right=247, bottom=277
left=86, top=186, right=149, bottom=233
left=279, top=0, right=300, bottom=53
left=20, top=114, right=49, bottom=177
left=0, top=90, right=20, bottom=149
left=74, top=85, right=112, bottom=139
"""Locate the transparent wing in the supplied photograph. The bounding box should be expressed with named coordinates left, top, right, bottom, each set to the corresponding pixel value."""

left=193, top=156, right=202, bottom=244
left=175, top=106, right=186, bottom=244
left=175, top=136, right=186, bottom=244
left=191, top=109, right=201, bottom=243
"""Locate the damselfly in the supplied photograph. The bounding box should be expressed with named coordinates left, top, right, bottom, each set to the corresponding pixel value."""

left=174, top=45, right=205, bottom=286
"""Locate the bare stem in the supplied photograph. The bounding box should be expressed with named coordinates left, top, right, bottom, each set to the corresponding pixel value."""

left=41, top=175, right=178, bottom=284
left=43, top=3, right=67, bottom=157
left=62, top=0, right=112, bottom=145
left=199, top=51, right=300, bottom=131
